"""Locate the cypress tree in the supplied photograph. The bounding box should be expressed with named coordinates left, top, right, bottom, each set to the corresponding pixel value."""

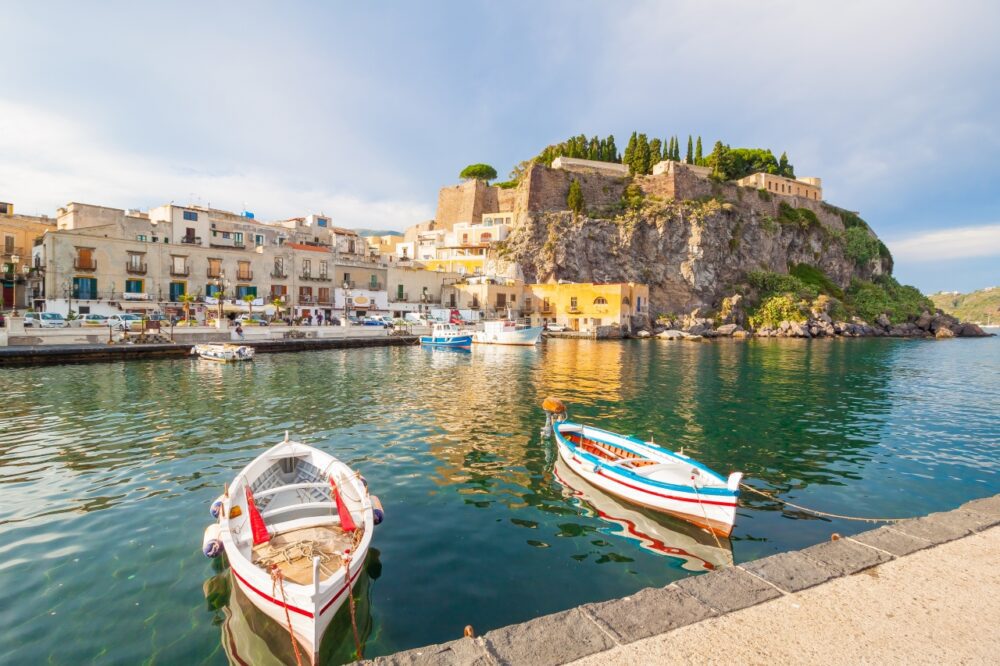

left=588, top=136, right=600, bottom=161
left=778, top=151, right=790, bottom=177
left=624, top=132, right=638, bottom=174
left=695, top=136, right=703, bottom=164
left=649, top=138, right=663, bottom=164
left=636, top=133, right=651, bottom=175
left=686, top=135, right=694, bottom=163
left=567, top=178, right=584, bottom=215
left=607, top=135, right=618, bottom=162
left=673, top=135, right=681, bottom=160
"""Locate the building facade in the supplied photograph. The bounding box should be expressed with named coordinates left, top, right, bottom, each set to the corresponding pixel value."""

left=526, top=282, right=649, bottom=333
left=1, top=202, right=55, bottom=309
left=735, top=173, right=822, bottom=200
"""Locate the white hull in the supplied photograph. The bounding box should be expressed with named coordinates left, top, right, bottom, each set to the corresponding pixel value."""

left=193, top=343, right=255, bottom=362
left=216, top=437, right=374, bottom=663
left=554, top=422, right=740, bottom=537
left=473, top=325, right=543, bottom=346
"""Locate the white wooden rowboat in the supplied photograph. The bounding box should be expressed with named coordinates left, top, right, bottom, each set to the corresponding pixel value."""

left=542, top=398, right=742, bottom=537
left=203, top=434, right=381, bottom=663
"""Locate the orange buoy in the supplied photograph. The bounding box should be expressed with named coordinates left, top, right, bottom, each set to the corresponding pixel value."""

left=541, top=397, right=567, bottom=414
left=464, top=625, right=475, bottom=638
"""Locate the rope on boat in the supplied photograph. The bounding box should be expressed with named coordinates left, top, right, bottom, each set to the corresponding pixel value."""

left=739, top=483, right=905, bottom=523
left=691, top=481, right=725, bottom=552
left=270, top=565, right=304, bottom=666
left=343, top=548, right=363, bottom=660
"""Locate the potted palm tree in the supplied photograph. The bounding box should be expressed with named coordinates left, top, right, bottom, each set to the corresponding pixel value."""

left=242, top=294, right=255, bottom=322
left=271, top=296, right=284, bottom=324
left=179, top=293, right=195, bottom=326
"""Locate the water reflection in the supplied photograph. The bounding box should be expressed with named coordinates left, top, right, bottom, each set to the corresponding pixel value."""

left=553, top=456, right=733, bottom=571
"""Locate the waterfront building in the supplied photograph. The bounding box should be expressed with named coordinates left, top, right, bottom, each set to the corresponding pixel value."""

left=441, top=275, right=526, bottom=320
left=423, top=217, right=511, bottom=275
left=1, top=201, right=55, bottom=310
left=31, top=201, right=388, bottom=321
left=735, top=172, right=822, bottom=200
left=386, top=265, right=462, bottom=318
left=526, top=282, right=649, bottom=333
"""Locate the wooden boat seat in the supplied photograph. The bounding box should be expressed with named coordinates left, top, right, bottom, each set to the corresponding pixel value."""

left=251, top=525, right=360, bottom=585
left=261, top=501, right=338, bottom=521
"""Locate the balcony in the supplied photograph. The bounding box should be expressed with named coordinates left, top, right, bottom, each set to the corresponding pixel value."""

left=299, top=295, right=315, bottom=304
left=206, top=268, right=223, bottom=279
left=125, top=262, right=147, bottom=275
left=1, top=246, right=24, bottom=258
left=74, top=258, right=97, bottom=271
left=566, top=306, right=581, bottom=314
left=170, top=266, right=190, bottom=277
left=180, top=236, right=201, bottom=245
left=236, top=271, right=253, bottom=281
left=300, top=272, right=331, bottom=282
left=392, top=292, right=409, bottom=302
left=271, top=270, right=288, bottom=279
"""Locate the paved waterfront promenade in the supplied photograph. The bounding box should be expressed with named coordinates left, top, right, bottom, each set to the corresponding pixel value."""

left=366, top=494, right=1000, bottom=665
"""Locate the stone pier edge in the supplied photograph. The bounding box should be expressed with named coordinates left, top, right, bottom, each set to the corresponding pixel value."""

left=362, top=494, right=1000, bottom=666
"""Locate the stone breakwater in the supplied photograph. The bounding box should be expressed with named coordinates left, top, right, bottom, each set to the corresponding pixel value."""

left=638, top=307, right=990, bottom=341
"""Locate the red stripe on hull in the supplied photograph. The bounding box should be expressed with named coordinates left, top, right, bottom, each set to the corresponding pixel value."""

left=593, top=469, right=737, bottom=507
left=231, top=567, right=314, bottom=618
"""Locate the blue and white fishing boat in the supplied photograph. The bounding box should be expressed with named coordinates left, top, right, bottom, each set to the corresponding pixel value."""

left=542, top=398, right=742, bottom=537
left=419, top=323, right=472, bottom=348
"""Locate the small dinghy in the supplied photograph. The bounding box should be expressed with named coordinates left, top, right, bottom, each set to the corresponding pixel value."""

left=419, top=322, right=472, bottom=348
left=202, top=434, right=383, bottom=663
left=192, top=343, right=256, bottom=362
left=542, top=398, right=742, bottom=537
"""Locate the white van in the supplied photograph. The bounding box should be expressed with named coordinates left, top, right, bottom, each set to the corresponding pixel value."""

left=24, top=312, right=68, bottom=328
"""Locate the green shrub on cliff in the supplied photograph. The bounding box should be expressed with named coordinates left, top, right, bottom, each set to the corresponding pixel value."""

left=747, top=270, right=818, bottom=300
left=708, top=143, right=795, bottom=181
left=567, top=178, right=584, bottom=215
left=789, top=263, right=844, bottom=299
left=843, top=227, right=881, bottom=265
left=749, top=294, right=808, bottom=329
left=847, top=276, right=933, bottom=324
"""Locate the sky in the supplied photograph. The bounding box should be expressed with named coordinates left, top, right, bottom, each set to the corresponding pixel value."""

left=1, top=1, right=998, bottom=293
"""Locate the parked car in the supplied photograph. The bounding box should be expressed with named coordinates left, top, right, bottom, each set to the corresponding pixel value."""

left=81, top=314, right=110, bottom=327
left=545, top=322, right=568, bottom=332
left=236, top=314, right=269, bottom=326
left=107, top=313, right=144, bottom=331
left=25, top=312, right=68, bottom=328
left=362, top=315, right=392, bottom=328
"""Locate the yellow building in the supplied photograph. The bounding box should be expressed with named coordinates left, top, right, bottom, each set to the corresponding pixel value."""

left=735, top=173, right=823, bottom=201
left=366, top=234, right=403, bottom=257
left=527, top=282, right=649, bottom=333
left=1, top=201, right=56, bottom=309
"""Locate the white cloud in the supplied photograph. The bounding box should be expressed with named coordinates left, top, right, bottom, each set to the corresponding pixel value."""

left=0, top=99, right=432, bottom=230
left=888, top=224, right=1000, bottom=262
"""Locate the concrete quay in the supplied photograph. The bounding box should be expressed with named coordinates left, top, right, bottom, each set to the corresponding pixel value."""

left=0, top=332, right=418, bottom=366
left=365, top=494, right=1000, bottom=665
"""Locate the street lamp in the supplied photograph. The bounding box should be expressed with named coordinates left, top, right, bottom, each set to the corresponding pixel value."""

left=342, top=280, right=350, bottom=325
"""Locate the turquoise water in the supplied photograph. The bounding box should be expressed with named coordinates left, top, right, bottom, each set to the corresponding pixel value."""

left=1, top=338, right=998, bottom=663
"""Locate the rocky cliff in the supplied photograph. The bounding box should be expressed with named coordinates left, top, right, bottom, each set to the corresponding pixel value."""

left=498, top=163, right=890, bottom=316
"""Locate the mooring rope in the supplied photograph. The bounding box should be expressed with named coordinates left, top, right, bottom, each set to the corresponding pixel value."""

left=270, top=565, right=304, bottom=666
left=343, top=549, right=363, bottom=660
left=739, top=482, right=905, bottom=523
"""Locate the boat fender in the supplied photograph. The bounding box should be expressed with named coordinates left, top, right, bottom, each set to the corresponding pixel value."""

left=202, top=523, right=224, bottom=558
left=209, top=494, right=226, bottom=519
left=360, top=475, right=369, bottom=489
left=371, top=495, right=384, bottom=525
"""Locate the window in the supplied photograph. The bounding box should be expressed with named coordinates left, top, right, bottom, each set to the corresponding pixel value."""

left=137, top=234, right=147, bottom=242
left=183, top=210, right=198, bottom=221
left=594, top=296, right=608, bottom=305
left=302, top=259, right=312, bottom=276
left=75, top=247, right=95, bottom=269
left=222, top=232, right=231, bottom=239
left=316, top=217, right=328, bottom=227
left=622, top=296, right=631, bottom=306
left=127, top=253, right=144, bottom=270
left=236, top=285, right=257, bottom=299
left=125, top=279, right=143, bottom=294
left=318, top=287, right=330, bottom=303
left=299, top=286, right=313, bottom=302
left=343, top=272, right=350, bottom=284
left=369, top=274, right=378, bottom=289
left=570, top=297, right=578, bottom=309
left=397, top=284, right=404, bottom=299
left=319, top=261, right=328, bottom=278
left=496, top=293, right=507, bottom=308
left=271, top=284, right=287, bottom=300
left=206, top=283, right=221, bottom=298
left=234, top=232, right=244, bottom=246
left=208, top=258, right=222, bottom=278
left=72, top=277, right=98, bottom=300
left=3, top=235, right=13, bottom=253
left=255, top=234, right=264, bottom=246
left=525, top=296, right=533, bottom=311
left=237, top=261, right=251, bottom=280
left=169, top=281, right=186, bottom=301
left=274, top=257, right=284, bottom=275
left=480, top=233, right=492, bottom=242
left=348, top=239, right=356, bottom=254
left=462, top=233, right=469, bottom=244
left=172, top=256, right=187, bottom=273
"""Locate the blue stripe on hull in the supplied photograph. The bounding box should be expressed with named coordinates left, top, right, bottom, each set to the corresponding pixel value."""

left=420, top=336, right=472, bottom=347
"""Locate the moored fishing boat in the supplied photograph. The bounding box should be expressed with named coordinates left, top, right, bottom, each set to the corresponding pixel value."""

left=553, top=456, right=733, bottom=570
left=202, top=434, right=384, bottom=664
left=472, top=319, right=543, bottom=346
left=419, top=322, right=472, bottom=347
left=542, top=398, right=742, bottom=537
left=192, top=343, right=256, bottom=362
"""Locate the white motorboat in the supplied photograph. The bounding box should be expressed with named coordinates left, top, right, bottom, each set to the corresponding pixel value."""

left=472, top=319, right=543, bottom=346
left=202, top=434, right=383, bottom=663
left=192, top=343, right=256, bottom=362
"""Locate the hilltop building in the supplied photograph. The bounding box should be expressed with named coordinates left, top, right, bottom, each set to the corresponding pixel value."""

left=736, top=173, right=822, bottom=200
left=551, top=156, right=629, bottom=177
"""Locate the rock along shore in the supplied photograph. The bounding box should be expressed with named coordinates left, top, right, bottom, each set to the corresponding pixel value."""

left=360, top=494, right=1000, bottom=665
